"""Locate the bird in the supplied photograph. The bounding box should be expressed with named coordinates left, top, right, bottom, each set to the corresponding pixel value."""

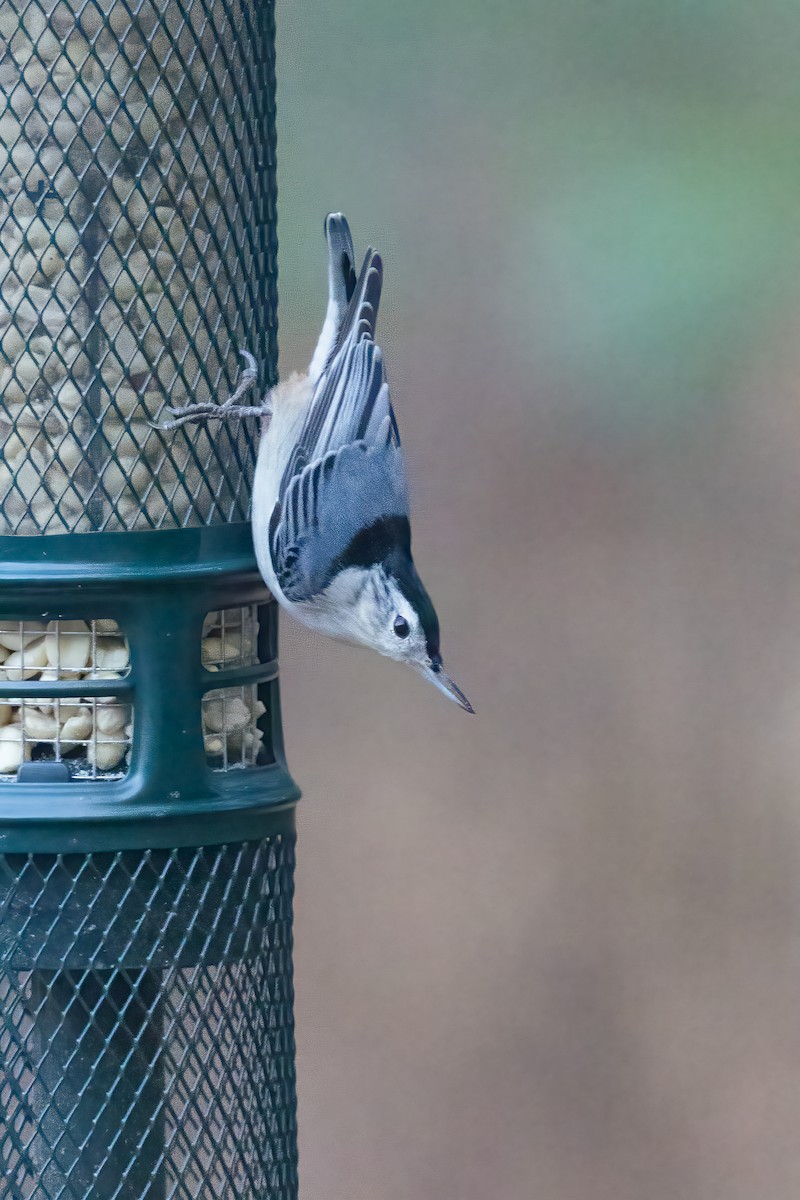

left=158, top=213, right=473, bottom=712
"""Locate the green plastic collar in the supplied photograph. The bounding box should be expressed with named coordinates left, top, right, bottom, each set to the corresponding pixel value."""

left=0, top=524, right=300, bottom=853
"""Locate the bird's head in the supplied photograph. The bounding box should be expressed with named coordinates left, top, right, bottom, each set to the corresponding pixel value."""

left=318, top=542, right=474, bottom=713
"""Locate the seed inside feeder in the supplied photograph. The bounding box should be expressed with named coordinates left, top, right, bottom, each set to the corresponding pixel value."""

left=200, top=606, right=267, bottom=770
left=0, top=618, right=133, bottom=778
left=0, top=0, right=259, bottom=535
left=0, top=610, right=268, bottom=777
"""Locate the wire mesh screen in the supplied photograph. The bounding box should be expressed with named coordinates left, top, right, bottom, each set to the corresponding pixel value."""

left=0, top=617, right=131, bottom=778
left=0, top=835, right=297, bottom=1198
left=0, top=0, right=276, bottom=533
left=202, top=605, right=268, bottom=770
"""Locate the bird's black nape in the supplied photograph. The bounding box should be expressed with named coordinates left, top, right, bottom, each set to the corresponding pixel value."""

left=332, top=514, right=441, bottom=658
left=333, top=514, right=411, bottom=575
left=384, top=537, right=440, bottom=660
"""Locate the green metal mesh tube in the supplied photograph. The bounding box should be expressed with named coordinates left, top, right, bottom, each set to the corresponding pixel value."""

left=0, top=0, right=277, bottom=532
left=0, top=2, right=299, bottom=1196
left=0, top=836, right=297, bottom=1198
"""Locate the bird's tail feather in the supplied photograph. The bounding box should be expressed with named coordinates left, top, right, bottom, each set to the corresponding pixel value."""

left=326, top=212, right=357, bottom=313
left=308, top=212, right=357, bottom=383
left=333, top=246, right=383, bottom=357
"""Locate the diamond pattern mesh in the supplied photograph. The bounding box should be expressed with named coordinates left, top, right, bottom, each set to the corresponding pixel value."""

left=0, top=0, right=276, bottom=533
left=0, top=836, right=297, bottom=1198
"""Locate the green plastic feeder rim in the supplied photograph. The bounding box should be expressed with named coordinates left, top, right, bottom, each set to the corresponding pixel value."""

left=0, top=525, right=299, bottom=854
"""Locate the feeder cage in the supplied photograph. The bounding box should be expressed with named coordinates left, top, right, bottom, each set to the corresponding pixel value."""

left=0, top=1, right=300, bottom=1196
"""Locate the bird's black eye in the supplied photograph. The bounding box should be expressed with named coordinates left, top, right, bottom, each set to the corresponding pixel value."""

left=393, top=616, right=410, bottom=639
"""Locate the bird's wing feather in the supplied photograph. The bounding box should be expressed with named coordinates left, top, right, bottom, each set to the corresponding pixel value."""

left=270, top=436, right=408, bottom=601
left=277, top=248, right=398, bottom=496
left=270, top=234, right=408, bottom=602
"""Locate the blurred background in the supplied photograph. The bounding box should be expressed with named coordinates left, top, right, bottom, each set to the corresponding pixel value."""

left=276, top=3, right=800, bottom=1198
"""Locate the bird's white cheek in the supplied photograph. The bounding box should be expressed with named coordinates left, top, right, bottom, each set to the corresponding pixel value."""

left=376, top=634, right=425, bottom=665
left=290, top=593, right=377, bottom=653
left=291, top=602, right=359, bottom=643
left=376, top=637, right=408, bottom=663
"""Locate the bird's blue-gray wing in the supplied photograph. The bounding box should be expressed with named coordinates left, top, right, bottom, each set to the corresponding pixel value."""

left=278, top=248, right=397, bottom=499
left=270, top=432, right=409, bottom=601
left=270, top=229, right=411, bottom=600
left=270, top=225, right=410, bottom=601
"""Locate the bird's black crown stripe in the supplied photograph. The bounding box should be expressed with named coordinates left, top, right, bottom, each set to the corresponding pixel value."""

left=332, top=515, right=440, bottom=658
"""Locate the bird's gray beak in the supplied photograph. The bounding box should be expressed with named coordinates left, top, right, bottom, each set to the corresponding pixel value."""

left=422, top=658, right=475, bottom=713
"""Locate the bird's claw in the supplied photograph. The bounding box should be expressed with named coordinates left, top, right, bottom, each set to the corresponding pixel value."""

left=148, top=350, right=264, bottom=431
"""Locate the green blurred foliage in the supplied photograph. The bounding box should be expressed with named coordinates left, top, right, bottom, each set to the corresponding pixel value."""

left=277, top=0, right=800, bottom=438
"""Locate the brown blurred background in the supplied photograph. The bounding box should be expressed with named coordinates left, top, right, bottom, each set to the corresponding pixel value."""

left=276, top=3, right=800, bottom=1197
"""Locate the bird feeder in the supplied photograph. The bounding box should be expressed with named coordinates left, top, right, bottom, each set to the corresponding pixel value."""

left=0, top=1, right=299, bottom=1195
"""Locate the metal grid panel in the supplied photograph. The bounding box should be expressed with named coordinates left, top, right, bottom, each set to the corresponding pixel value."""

left=15, top=695, right=131, bottom=776
left=203, top=681, right=264, bottom=769
left=0, top=617, right=132, bottom=778
left=0, top=0, right=276, bottom=533
left=201, top=605, right=258, bottom=670
left=202, top=605, right=268, bottom=771
left=0, top=835, right=297, bottom=1198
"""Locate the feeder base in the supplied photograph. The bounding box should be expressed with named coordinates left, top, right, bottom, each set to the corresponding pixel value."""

left=0, top=834, right=298, bottom=1199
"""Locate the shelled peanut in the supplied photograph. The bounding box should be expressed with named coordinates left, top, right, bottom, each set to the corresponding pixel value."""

left=0, top=619, right=131, bottom=774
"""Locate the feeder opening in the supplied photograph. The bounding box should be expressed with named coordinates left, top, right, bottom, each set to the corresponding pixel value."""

left=0, top=617, right=132, bottom=779
left=203, top=683, right=266, bottom=770
left=14, top=695, right=131, bottom=778
left=202, top=604, right=273, bottom=771
left=202, top=605, right=259, bottom=669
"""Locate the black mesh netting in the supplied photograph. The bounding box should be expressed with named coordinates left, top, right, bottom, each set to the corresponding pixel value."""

left=0, top=835, right=297, bottom=1199
left=0, top=0, right=276, bottom=533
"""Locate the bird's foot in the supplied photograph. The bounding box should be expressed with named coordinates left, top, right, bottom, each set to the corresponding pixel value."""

left=150, top=350, right=271, bottom=430
left=153, top=402, right=266, bottom=430
left=222, top=349, right=258, bottom=407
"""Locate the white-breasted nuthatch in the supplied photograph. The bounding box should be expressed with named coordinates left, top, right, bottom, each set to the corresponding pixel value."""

left=159, top=214, right=473, bottom=712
